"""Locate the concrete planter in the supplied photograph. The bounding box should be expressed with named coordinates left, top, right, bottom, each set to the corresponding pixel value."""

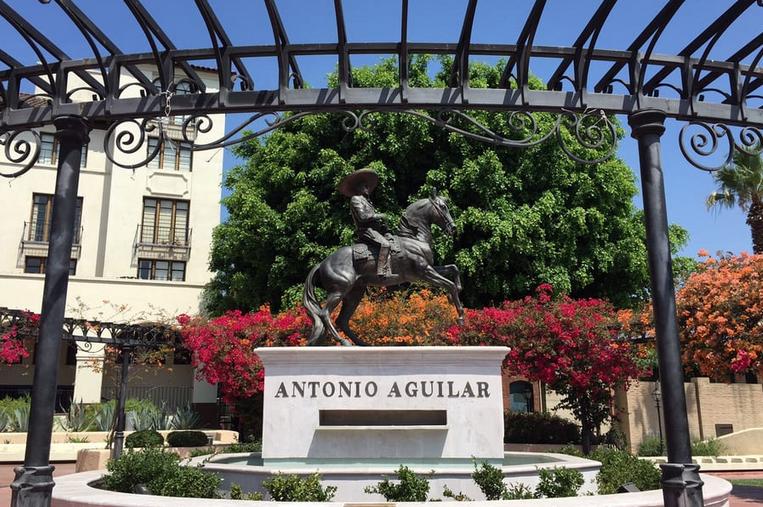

left=0, top=430, right=239, bottom=462
left=51, top=470, right=733, bottom=507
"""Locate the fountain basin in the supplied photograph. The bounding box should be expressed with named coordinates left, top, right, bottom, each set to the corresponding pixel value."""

left=193, top=451, right=601, bottom=501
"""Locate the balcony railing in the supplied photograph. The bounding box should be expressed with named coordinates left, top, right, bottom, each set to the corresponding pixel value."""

left=23, top=221, right=82, bottom=245
left=134, top=224, right=192, bottom=261
left=138, top=224, right=191, bottom=247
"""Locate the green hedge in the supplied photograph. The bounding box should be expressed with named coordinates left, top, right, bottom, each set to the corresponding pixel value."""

left=167, top=431, right=209, bottom=448
left=126, top=430, right=164, bottom=448
left=504, top=411, right=580, bottom=444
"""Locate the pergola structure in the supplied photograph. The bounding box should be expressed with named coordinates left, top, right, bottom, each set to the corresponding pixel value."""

left=0, top=306, right=180, bottom=462
left=0, top=1, right=761, bottom=506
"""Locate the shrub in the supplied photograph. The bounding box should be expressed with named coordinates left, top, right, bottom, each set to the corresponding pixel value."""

left=590, top=447, right=660, bottom=494
left=102, top=448, right=179, bottom=493
left=504, top=411, right=580, bottom=444
left=442, top=485, right=471, bottom=501
left=364, top=466, right=430, bottom=502
left=638, top=435, right=664, bottom=457
left=102, top=447, right=220, bottom=498
left=125, top=429, right=164, bottom=448
left=0, top=395, right=30, bottom=431
left=504, top=483, right=535, bottom=500
left=167, top=431, right=209, bottom=448
left=471, top=461, right=506, bottom=500
left=152, top=464, right=221, bottom=499
left=692, top=438, right=725, bottom=457
left=224, top=441, right=262, bottom=453
left=230, top=483, right=263, bottom=500
left=535, top=467, right=584, bottom=498
left=263, top=473, right=336, bottom=502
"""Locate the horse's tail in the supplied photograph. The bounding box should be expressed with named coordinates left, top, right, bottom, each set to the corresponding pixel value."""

left=303, top=263, right=324, bottom=344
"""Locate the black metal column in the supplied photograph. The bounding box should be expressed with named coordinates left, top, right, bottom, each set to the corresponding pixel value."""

left=111, top=347, right=131, bottom=460
left=628, top=110, right=704, bottom=507
left=11, top=116, right=90, bottom=507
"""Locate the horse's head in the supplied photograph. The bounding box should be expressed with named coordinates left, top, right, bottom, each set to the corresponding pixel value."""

left=428, top=190, right=456, bottom=236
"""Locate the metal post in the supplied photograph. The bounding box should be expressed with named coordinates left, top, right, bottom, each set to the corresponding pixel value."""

left=653, top=382, right=664, bottom=455
left=11, top=116, right=90, bottom=507
left=111, top=348, right=131, bottom=460
left=628, top=110, right=704, bottom=507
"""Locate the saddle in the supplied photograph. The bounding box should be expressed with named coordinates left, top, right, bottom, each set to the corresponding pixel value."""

left=352, top=235, right=401, bottom=264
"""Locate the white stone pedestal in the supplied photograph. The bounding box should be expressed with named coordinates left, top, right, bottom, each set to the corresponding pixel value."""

left=257, top=346, right=508, bottom=467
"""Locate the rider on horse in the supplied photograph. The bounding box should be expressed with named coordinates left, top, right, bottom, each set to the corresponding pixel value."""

left=338, top=168, right=392, bottom=277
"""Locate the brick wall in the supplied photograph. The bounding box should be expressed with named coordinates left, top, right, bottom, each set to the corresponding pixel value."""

left=618, top=378, right=763, bottom=453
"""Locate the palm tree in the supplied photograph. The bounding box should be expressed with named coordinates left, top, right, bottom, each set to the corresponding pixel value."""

left=706, top=147, right=763, bottom=254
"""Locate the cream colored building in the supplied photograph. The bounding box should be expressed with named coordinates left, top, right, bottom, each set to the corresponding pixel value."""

left=0, top=67, right=223, bottom=419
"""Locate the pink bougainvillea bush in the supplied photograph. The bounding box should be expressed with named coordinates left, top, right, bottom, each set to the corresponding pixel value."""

left=0, top=311, right=38, bottom=365
left=177, top=307, right=309, bottom=403
left=447, top=284, right=644, bottom=452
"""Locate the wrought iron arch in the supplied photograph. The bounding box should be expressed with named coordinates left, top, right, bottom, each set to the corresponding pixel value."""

left=0, top=0, right=757, bottom=176
left=2, top=3, right=762, bottom=507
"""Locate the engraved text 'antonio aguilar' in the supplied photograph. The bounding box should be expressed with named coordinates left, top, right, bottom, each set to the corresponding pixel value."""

left=273, top=380, right=491, bottom=399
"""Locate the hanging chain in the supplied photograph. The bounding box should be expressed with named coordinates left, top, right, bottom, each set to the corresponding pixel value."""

left=160, top=88, right=175, bottom=120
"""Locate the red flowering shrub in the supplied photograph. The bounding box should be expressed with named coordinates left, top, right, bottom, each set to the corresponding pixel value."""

left=0, top=311, right=38, bottom=364
left=177, top=307, right=310, bottom=403
left=449, top=284, right=644, bottom=453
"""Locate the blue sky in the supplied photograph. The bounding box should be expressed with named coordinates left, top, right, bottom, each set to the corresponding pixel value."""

left=4, top=0, right=760, bottom=257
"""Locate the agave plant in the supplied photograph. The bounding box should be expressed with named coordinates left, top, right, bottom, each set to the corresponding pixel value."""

left=93, top=402, right=116, bottom=432
left=12, top=405, right=30, bottom=432
left=60, top=402, right=93, bottom=432
left=170, top=404, right=201, bottom=430
left=0, top=411, right=9, bottom=432
left=130, top=402, right=172, bottom=431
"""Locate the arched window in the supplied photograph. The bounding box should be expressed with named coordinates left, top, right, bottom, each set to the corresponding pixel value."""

left=509, top=381, right=533, bottom=413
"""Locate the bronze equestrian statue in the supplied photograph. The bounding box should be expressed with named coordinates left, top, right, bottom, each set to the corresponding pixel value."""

left=303, top=168, right=464, bottom=346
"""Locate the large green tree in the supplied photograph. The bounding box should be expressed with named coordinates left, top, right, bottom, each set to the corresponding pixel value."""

left=205, top=56, right=688, bottom=313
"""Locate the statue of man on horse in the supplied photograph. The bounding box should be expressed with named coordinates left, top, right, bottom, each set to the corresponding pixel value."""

left=338, top=167, right=392, bottom=278
left=303, top=167, right=465, bottom=346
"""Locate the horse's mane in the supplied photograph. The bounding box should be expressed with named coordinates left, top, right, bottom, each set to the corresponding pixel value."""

left=397, top=198, right=431, bottom=239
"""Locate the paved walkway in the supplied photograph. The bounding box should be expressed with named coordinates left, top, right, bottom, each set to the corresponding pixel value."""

left=1, top=464, right=762, bottom=505
left=709, top=472, right=763, bottom=507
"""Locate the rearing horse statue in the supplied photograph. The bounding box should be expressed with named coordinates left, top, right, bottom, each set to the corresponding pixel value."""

left=303, top=193, right=465, bottom=345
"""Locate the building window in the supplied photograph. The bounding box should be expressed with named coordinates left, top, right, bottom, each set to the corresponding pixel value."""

left=146, top=138, right=192, bottom=171
left=28, top=193, right=83, bottom=243
left=138, top=259, right=186, bottom=281
left=24, top=256, right=77, bottom=276
left=141, top=198, right=189, bottom=245
left=38, top=133, right=88, bottom=167
left=509, top=381, right=534, bottom=413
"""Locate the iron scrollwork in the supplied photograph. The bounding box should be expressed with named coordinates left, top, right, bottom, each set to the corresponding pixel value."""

left=679, top=122, right=763, bottom=172
left=103, top=107, right=618, bottom=168
left=0, top=129, right=41, bottom=178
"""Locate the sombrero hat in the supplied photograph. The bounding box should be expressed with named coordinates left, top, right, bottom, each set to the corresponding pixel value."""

left=338, top=168, right=379, bottom=197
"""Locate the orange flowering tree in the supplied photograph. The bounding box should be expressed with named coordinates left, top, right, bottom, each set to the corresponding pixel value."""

left=347, top=288, right=456, bottom=345
left=677, top=252, right=763, bottom=378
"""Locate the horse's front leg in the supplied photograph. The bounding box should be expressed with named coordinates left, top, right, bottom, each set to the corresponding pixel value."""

left=434, top=264, right=462, bottom=292
left=423, top=265, right=465, bottom=325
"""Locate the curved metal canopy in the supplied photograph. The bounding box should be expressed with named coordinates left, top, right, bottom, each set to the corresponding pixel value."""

left=0, top=0, right=760, bottom=174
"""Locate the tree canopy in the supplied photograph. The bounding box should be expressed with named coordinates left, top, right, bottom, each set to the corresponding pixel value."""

left=205, top=56, right=688, bottom=313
